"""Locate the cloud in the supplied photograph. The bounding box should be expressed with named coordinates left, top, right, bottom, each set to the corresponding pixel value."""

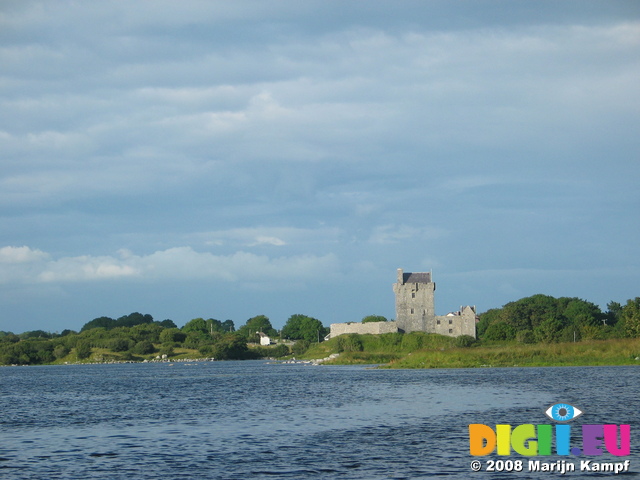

left=369, top=225, right=448, bottom=245
left=0, top=245, right=49, bottom=263
left=0, top=245, right=338, bottom=285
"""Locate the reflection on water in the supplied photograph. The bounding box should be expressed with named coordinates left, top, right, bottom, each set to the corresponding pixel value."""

left=0, top=362, right=638, bottom=479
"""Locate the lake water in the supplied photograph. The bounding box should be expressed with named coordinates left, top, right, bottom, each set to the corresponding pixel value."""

left=1, top=362, right=638, bottom=479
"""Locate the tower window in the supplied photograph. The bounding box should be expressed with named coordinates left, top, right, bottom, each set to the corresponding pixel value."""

left=410, top=308, right=414, bottom=314
left=448, top=329, right=453, bottom=334
left=449, top=319, right=452, bottom=324
left=437, top=319, right=440, bottom=325
left=412, top=292, right=415, bottom=298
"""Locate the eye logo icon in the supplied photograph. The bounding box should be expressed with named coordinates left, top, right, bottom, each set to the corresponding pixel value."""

left=545, top=403, right=583, bottom=422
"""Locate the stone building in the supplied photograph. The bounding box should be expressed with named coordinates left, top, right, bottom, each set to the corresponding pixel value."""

left=329, top=268, right=476, bottom=339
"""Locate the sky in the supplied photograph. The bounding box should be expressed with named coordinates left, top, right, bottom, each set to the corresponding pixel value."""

left=1, top=0, right=639, bottom=333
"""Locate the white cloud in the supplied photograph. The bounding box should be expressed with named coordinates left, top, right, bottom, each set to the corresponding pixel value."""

left=0, top=246, right=49, bottom=263
left=0, top=245, right=338, bottom=285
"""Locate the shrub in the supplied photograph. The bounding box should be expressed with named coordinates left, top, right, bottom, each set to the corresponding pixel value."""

left=336, top=334, right=363, bottom=353
left=454, top=335, right=478, bottom=348
left=292, top=340, right=310, bottom=355
left=516, top=330, right=536, bottom=344
left=76, top=342, right=92, bottom=359
left=132, top=340, right=155, bottom=355
left=53, top=345, right=70, bottom=359
left=271, top=344, right=290, bottom=358
left=109, top=338, right=132, bottom=352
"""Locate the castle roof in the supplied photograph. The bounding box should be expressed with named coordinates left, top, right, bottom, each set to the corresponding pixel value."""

left=403, top=272, right=431, bottom=283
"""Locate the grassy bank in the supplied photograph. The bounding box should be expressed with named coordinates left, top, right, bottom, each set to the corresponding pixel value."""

left=302, top=333, right=640, bottom=368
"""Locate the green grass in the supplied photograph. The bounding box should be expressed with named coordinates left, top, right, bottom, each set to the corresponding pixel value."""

left=302, top=333, right=640, bottom=369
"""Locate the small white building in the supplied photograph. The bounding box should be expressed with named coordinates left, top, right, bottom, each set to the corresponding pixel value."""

left=257, top=332, right=272, bottom=346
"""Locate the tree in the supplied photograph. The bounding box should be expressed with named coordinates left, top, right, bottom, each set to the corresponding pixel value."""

left=237, top=315, right=276, bottom=342
left=622, top=298, right=640, bottom=337
left=209, top=334, right=251, bottom=360
left=482, top=322, right=516, bottom=341
left=156, top=319, right=177, bottom=329
left=81, top=316, right=116, bottom=331
left=159, top=328, right=186, bottom=344
left=130, top=323, right=162, bottom=343
left=115, top=312, right=153, bottom=328
left=76, top=342, right=92, bottom=359
left=182, top=318, right=208, bottom=334
left=132, top=340, right=155, bottom=355
left=362, top=315, right=387, bottom=323
left=53, top=344, right=70, bottom=359
left=281, top=314, right=326, bottom=343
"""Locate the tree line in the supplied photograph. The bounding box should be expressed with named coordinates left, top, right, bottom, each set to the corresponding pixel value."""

left=1, top=294, right=638, bottom=365
left=0, top=312, right=329, bottom=366
left=477, top=295, right=640, bottom=342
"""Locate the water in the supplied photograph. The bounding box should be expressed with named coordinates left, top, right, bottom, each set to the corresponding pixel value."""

left=1, top=362, right=638, bottom=479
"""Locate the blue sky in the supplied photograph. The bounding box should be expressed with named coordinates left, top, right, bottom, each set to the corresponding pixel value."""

left=1, top=1, right=639, bottom=333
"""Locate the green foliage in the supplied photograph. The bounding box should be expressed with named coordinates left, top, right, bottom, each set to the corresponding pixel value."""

left=270, top=344, right=290, bottom=358
left=158, top=344, right=174, bottom=357
left=336, top=334, right=363, bottom=353
left=132, top=340, right=155, bottom=355
left=75, top=342, right=92, bottom=359
left=129, top=323, right=162, bottom=343
left=159, top=328, right=187, bottom=344
left=183, top=330, right=209, bottom=349
left=361, top=315, right=388, bottom=323
left=291, top=340, right=310, bottom=355
left=454, top=335, right=478, bottom=348
left=281, top=314, right=326, bottom=342
left=182, top=318, right=208, bottom=334
left=19, top=330, right=53, bottom=339
left=516, top=330, right=536, bottom=344
left=209, top=334, right=251, bottom=360
left=53, top=344, right=70, bottom=359
left=622, top=297, right=640, bottom=337
left=81, top=316, right=116, bottom=331
left=116, top=312, right=154, bottom=328
left=478, top=295, right=611, bottom=343
left=534, top=317, right=564, bottom=343
left=236, top=315, right=276, bottom=342
left=81, top=312, right=154, bottom=332
left=0, top=333, right=20, bottom=344
left=108, top=338, right=132, bottom=352
left=156, top=319, right=177, bottom=328
left=483, top=322, right=516, bottom=341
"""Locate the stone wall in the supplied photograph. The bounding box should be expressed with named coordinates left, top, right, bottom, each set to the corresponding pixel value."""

left=329, top=321, right=399, bottom=338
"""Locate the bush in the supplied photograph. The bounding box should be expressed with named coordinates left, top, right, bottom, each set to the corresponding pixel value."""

left=362, top=315, right=387, bottom=323
left=454, top=335, right=478, bottom=348
left=271, top=344, right=290, bottom=358
left=53, top=345, right=70, bottom=359
left=159, top=328, right=187, bottom=344
left=132, top=340, right=155, bottom=355
left=109, top=338, right=133, bottom=352
left=336, top=334, right=363, bottom=353
left=292, top=340, right=310, bottom=355
left=76, top=342, right=92, bottom=359
left=516, top=330, right=536, bottom=344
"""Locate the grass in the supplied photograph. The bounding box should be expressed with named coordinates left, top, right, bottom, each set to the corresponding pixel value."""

left=301, top=333, right=640, bottom=369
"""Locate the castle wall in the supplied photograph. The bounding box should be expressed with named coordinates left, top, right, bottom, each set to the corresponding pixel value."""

left=330, top=321, right=399, bottom=338
left=393, top=269, right=435, bottom=333
left=431, top=307, right=477, bottom=337
left=328, top=269, right=476, bottom=340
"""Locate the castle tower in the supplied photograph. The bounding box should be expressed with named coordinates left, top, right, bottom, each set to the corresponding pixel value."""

left=393, top=268, right=436, bottom=333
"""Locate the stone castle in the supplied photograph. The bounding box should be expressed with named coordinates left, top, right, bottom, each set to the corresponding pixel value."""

left=329, top=268, right=476, bottom=339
